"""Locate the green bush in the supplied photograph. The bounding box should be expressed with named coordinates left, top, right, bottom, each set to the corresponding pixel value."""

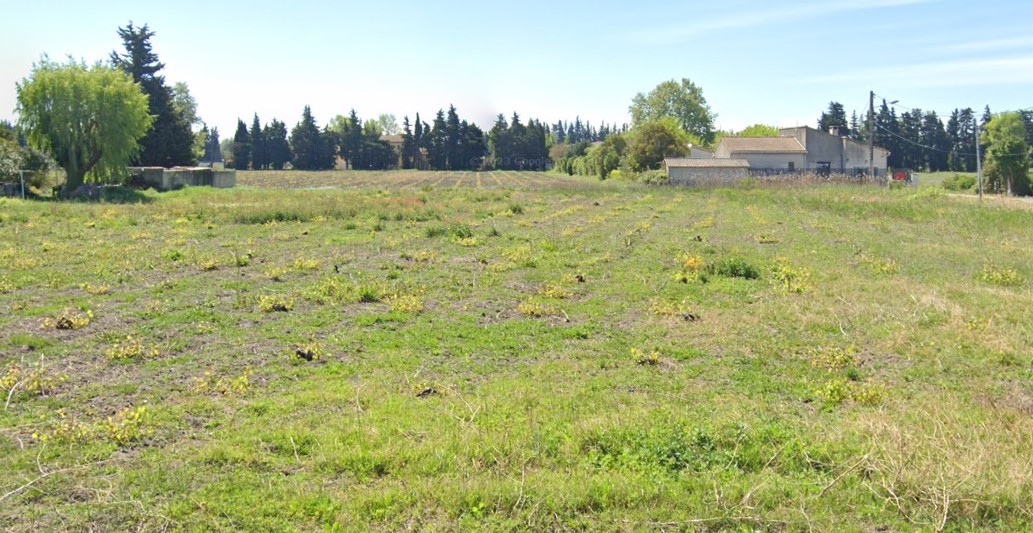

left=638, top=170, right=670, bottom=185
left=942, top=173, right=976, bottom=191
left=707, top=257, right=760, bottom=280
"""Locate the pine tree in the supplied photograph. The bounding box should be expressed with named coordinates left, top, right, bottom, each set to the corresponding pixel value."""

left=428, top=110, right=447, bottom=170
left=445, top=105, right=462, bottom=170
left=413, top=113, right=425, bottom=170
left=111, top=22, right=195, bottom=167
left=290, top=106, right=334, bottom=170
left=898, top=109, right=923, bottom=170
left=818, top=102, right=849, bottom=136
left=553, top=121, right=566, bottom=144
left=874, top=101, right=902, bottom=168
left=489, top=114, right=509, bottom=170
left=336, top=109, right=363, bottom=169
left=203, top=126, right=222, bottom=164
left=920, top=111, right=949, bottom=172
left=250, top=114, right=267, bottom=170
left=401, top=116, right=414, bottom=170
left=263, top=119, right=291, bottom=170
left=231, top=119, right=251, bottom=170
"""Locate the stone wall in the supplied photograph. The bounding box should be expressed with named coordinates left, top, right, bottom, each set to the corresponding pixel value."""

left=130, top=167, right=235, bottom=191
left=668, top=167, right=750, bottom=186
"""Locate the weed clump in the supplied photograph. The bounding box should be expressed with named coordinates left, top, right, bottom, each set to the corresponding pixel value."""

left=293, top=342, right=324, bottom=362
left=106, top=336, right=160, bottom=361
left=633, top=348, right=663, bottom=366
left=43, top=308, right=93, bottom=330
left=448, top=223, right=474, bottom=239
left=706, top=257, right=760, bottom=280
left=79, top=282, right=111, bottom=295
left=34, top=406, right=150, bottom=447
left=258, top=295, right=295, bottom=312
left=978, top=262, right=1023, bottom=286
left=771, top=257, right=811, bottom=293
left=517, top=300, right=557, bottom=318
left=193, top=370, right=252, bottom=395
left=1, top=363, right=65, bottom=398
left=808, top=346, right=857, bottom=370
left=536, top=283, right=572, bottom=299
left=816, top=379, right=886, bottom=407
left=389, top=293, right=424, bottom=313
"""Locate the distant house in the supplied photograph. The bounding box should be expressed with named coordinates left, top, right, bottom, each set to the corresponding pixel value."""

left=381, top=134, right=404, bottom=169
left=779, top=126, right=889, bottom=176
left=711, top=127, right=889, bottom=176
left=335, top=134, right=405, bottom=170
left=665, top=126, right=891, bottom=186
left=664, top=158, right=749, bottom=186
left=712, top=137, right=808, bottom=171
left=687, top=144, right=713, bottom=159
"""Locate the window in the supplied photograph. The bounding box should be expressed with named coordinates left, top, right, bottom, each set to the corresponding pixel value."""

left=788, top=162, right=795, bottom=171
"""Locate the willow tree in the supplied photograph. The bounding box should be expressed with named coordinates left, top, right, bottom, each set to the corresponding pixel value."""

left=16, top=58, right=152, bottom=192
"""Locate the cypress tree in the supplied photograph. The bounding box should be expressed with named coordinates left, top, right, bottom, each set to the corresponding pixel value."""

left=111, top=22, right=195, bottom=167
left=290, top=106, right=334, bottom=170
left=250, top=114, right=266, bottom=170
left=401, top=116, right=414, bottom=169
left=231, top=119, right=251, bottom=170
left=264, top=119, right=291, bottom=170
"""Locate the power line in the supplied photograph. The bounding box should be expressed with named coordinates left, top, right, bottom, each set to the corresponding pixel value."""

left=873, top=123, right=1030, bottom=158
left=872, top=92, right=1033, bottom=121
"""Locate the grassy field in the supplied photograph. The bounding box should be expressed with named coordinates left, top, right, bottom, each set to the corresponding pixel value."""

left=237, top=170, right=593, bottom=190
left=1, top=171, right=1032, bottom=530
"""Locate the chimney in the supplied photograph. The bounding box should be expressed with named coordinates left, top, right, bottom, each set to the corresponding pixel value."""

left=829, top=126, right=839, bottom=136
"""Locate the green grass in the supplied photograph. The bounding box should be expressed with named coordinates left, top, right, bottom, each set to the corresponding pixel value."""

left=1, top=172, right=1032, bottom=530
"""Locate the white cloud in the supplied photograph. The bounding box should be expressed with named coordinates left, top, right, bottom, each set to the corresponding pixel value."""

left=624, top=0, right=939, bottom=45
left=941, top=36, right=1033, bottom=53
left=797, top=55, right=1033, bottom=88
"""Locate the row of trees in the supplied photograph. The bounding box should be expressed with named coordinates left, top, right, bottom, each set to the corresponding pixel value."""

left=229, top=108, right=396, bottom=171
left=552, top=78, right=717, bottom=180
left=554, top=118, right=693, bottom=179
left=399, top=107, right=487, bottom=171
left=817, top=101, right=1033, bottom=174
left=550, top=118, right=626, bottom=145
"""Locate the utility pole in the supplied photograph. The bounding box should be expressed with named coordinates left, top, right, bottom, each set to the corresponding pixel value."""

left=868, top=90, right=876, bottom=181
left=974, top=117, right=983, bottom=200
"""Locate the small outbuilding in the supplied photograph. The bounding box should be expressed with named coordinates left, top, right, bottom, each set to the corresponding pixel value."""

left=664, top=158, right=750, bottom=186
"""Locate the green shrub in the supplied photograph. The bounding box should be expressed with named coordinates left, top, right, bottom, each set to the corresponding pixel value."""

left=447, top=223, right=473, bottom=239
left=638, top=170, right=669, bottom=185
left=707, top=257, right=760, bottom=279
left=942, top=173, right=976, bottom=191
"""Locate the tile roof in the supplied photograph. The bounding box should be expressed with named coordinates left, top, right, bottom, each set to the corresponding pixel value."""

left=718, top=137, right=806, bottom=154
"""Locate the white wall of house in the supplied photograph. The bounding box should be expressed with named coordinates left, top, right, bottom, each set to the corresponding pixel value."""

left=731, top=153, right=807, bottom=170
left=781, top=127, right=890, bottom=175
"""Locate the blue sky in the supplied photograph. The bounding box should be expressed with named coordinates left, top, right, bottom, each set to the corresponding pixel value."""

left=2, top=0, right=1031, bottom=137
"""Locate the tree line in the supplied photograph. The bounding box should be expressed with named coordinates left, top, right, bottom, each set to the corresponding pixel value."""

left=817, top=101, right=1033, bottom=173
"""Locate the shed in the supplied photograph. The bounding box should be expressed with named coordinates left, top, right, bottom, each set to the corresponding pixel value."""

left=665, top=158, right=750, bottom=186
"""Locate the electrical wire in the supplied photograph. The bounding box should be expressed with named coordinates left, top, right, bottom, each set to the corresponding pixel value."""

left=873, top=92, right=1033, bottom=122
left=873, top=123, right=1030, bottom=158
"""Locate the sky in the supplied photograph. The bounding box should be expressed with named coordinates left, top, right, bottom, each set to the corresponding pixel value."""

left=2, top=0, right=1032, bottom=137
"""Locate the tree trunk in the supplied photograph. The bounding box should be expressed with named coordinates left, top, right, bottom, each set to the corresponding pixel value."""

left=63, top=169, right=86, bottom=197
